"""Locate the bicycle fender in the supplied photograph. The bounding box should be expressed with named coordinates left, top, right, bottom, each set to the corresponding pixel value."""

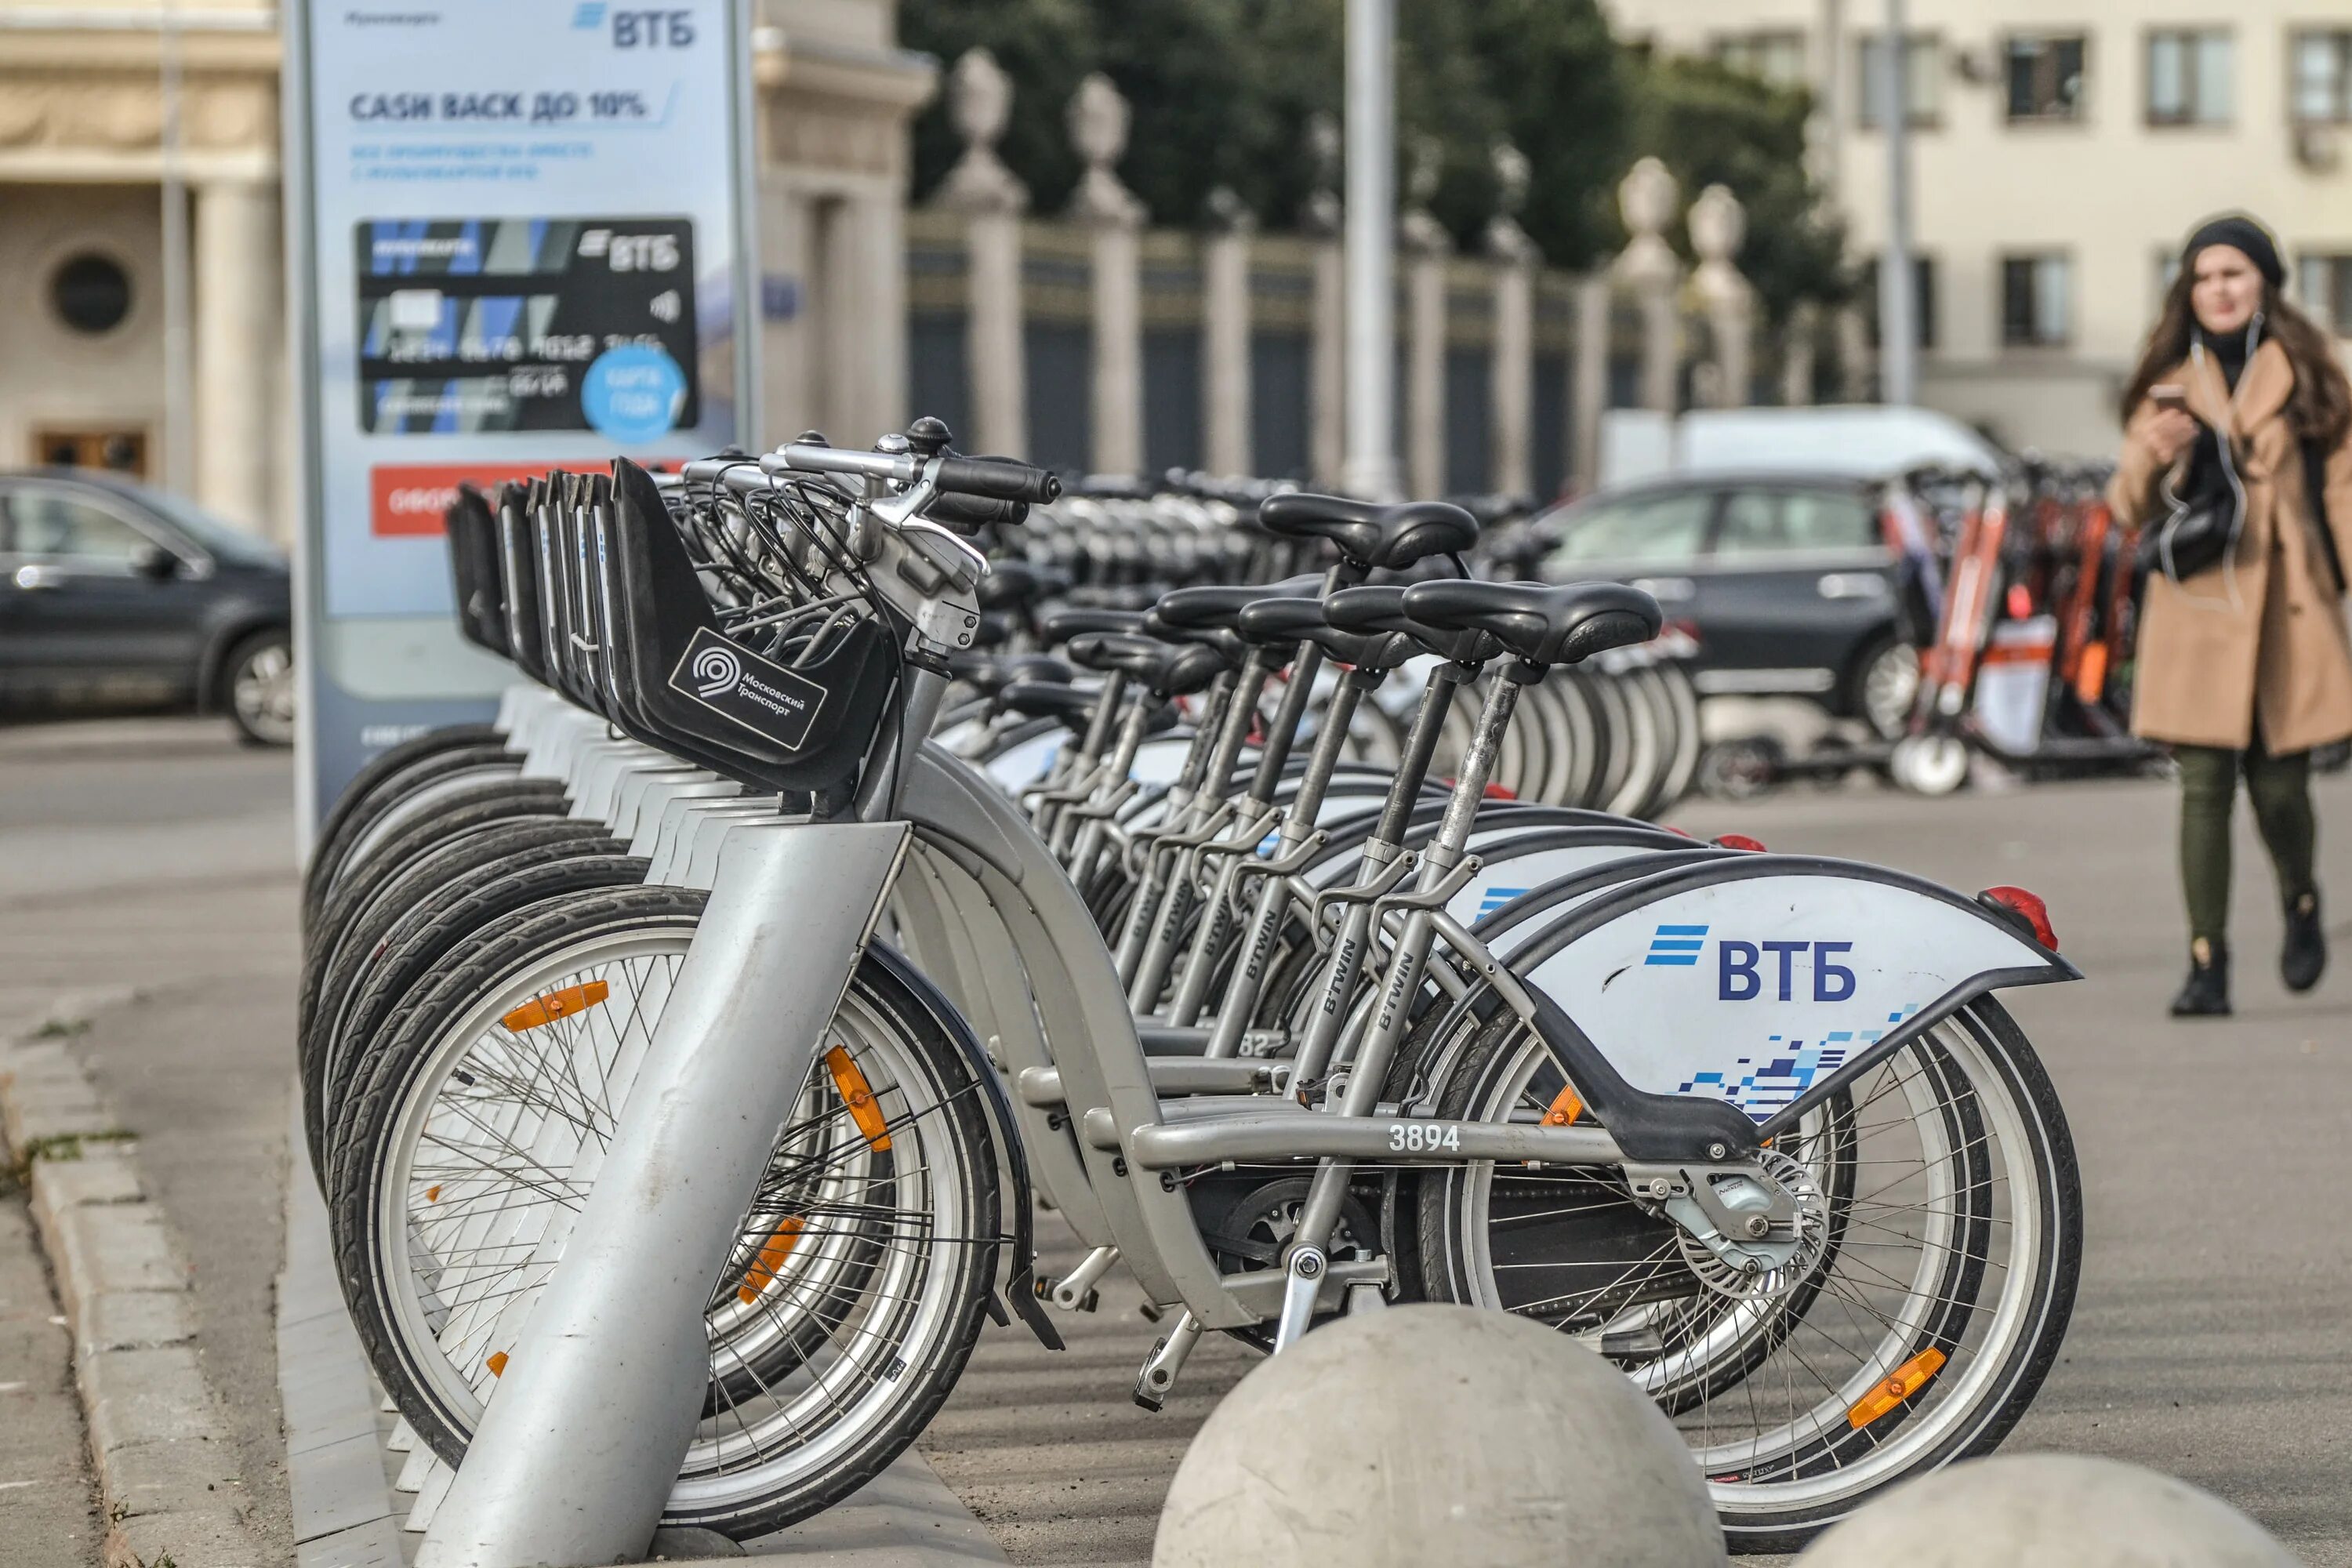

left=1506, top=854, right=2076, bottom=1138
left=865, top=939, right=1064, bottom=1353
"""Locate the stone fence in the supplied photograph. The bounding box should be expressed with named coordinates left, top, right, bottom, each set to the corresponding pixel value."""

left=904, top=49, right=1831, bottom=499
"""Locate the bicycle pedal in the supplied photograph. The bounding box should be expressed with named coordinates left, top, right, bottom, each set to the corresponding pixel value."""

left=1137, top=1299, right=1163, bottom=1323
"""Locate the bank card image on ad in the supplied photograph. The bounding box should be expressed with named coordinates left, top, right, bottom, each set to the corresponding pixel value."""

left=354, top=216, right=700, bottom=439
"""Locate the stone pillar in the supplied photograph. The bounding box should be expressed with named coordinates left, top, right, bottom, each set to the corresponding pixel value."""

left=1069, top=73, right=1145, bottom=475
left=1485, top=142, right=1538, bottom=499
left=851, top=191, right=911, bottom=439
left=193, top=176, right=278, bottom=539
left=1780, top=301, right=1819, bottom=407
left=1614, top=157, right=1682, bottom=415
left=1304, top=114, right=1345, bottom=488
left=1202, top=187, right=1255, bottom=477
left=935, top=49, right=1029, bottom=458
left=1570, top=274, right=1610, bottom=495
left=1399, top=136, right=1450, bottom=501
left=1837, top=305, right=1873, bottom=400
left=1689, top=183, right=1753, bottom=410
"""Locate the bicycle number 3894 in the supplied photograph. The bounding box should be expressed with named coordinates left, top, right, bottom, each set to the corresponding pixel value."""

left=1387, top=1123, right=1461, bottom=1154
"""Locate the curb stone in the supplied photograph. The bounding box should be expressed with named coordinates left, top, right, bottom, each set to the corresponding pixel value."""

left=1, top=997, right=273, bottom=1568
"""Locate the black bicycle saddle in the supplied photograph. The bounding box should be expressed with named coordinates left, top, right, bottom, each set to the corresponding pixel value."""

left=1233, top=597, right=1420, bottom=670
left=995, top=680, right=1101, bottom=729
left=1065, top=632, right=1229, bottom=698
left=1257, top=494, right=1478, bottom=569
left=1152, top=573, right=1325, bottom=633
left=948, top=652, right=1076, bottom=695
left=1400, top=579, right=1661, bottom=669
left=1323, top=584, right=1501, bottom=666
left=977, top=559, right=1073, bottom=612
left=1039, top=605, right=1148, bottom=644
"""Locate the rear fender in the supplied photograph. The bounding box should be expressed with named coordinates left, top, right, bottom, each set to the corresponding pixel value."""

left=1505, top=855, right=2076, bottom=1156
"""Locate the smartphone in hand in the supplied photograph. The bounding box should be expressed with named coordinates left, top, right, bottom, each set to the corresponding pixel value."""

left=2151, top=383, right=2190, bottom=412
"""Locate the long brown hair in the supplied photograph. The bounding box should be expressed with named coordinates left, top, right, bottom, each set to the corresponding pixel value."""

left=2122, top=268, right=2352, bottom=448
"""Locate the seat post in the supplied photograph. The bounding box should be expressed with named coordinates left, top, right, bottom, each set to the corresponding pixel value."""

left=1418, top=661, right=1538, bottom=875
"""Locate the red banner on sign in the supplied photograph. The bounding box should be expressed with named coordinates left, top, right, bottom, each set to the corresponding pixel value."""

left=368, top=459, right=683, bottom=536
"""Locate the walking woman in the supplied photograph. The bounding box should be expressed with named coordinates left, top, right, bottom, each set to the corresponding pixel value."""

left=2114, top=214, right=2352, bottom=1016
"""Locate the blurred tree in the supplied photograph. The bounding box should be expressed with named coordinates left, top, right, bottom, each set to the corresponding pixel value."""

left=905, top=0, right=1098, bottom=211
left=900, top=0, right=1848, bottom=315
left=1626, top=54, right=1853, bottom=324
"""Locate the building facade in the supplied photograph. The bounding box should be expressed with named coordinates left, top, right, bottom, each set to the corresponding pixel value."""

left=0, top=0, right=931, bottom=545
left=1605, top=0, right=2352, bottom=458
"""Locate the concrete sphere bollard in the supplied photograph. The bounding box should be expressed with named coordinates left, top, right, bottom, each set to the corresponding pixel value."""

left=1796, top=1454, right=2297, bottom=1568
left=1153, top=1304, right=1724, bottom=1568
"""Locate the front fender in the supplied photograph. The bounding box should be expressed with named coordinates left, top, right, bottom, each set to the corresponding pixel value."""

left=1508, top=854, right=2076, bottom=1144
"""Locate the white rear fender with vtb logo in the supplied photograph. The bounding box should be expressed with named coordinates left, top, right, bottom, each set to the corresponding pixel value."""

left=1509, top=858, right=2076, bottom=1128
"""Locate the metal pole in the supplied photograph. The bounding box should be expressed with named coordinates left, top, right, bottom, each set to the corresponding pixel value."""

left=160, top=0, right=194, bottom=492
left=1877, top=0, right=1917, bottom=406
left=1341, top=0, right=1398, bottom=499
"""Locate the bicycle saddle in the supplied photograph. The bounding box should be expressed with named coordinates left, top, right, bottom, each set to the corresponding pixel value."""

left=1039, top=606, right=1147, bottom=644
left=1138, top=611, right=1248, bottom=667
left=948, top=652, right=1076, bottom=695
left=1257, top=494, right=1478, bottom=569
left=1400, top=579, right=1662, bottom=668
left=1152, top=573, right=1325, bottom=633
left=1323, top=584, right=1501, bottom=666
left=994, top=680, right=1100, bottom=729
left=977, top=559, right=1072, bottom=612
left=1065, top=632, right=1229, bottom=698
left=1233, top=596, right=1420, bottom=670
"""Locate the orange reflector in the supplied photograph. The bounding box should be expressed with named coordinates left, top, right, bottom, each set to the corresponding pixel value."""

left=500, top=980, right=610, bottom=1033
left=2074, top=641, right=2108, bottom=704
left=1541, top=1085, right=1584, bottom=1127
left=1846, top=1347, right=1945, bottom=1428
left=737, top=1218, right=808, bottom=1305
left=485, top=1352, right=509, bottom=1377
left=826, top=1046, right=892, bottom=1151
left=425, top=1185, right=441, bottom=1203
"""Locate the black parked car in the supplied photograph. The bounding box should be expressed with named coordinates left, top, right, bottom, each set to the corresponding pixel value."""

left=0, top=470, right=294, bottom=745
left=1517, top=471, right=1922, bottom=740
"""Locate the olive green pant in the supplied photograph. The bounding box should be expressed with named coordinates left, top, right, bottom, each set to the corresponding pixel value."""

left=2176, top=739, right=2318, bottom=947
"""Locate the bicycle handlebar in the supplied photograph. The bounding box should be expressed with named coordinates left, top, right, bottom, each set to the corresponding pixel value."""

left=925, top=492, right=1030, bottom=530
left=932, top=456, right=1062, bottom=505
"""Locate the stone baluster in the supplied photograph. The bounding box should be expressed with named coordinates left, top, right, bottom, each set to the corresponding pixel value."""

left=1570, top=274, right=1610, bottom=494
left=1781, top=301, right=1819, bottom=406
left=1689, top=183, right=1754, bottom=409
left=1399, top=134, right=1450, bottom=501
left=1069, top=73, right=1146, bottom=475
left=1485, top=142, right=1538, bottom=499
left=1614, top=157, right=1682, bottom=414
left=1303, top=114, right=1345, bottom=488
left=1202, top=187, right=1255, bottom=477
left=935, top=49, right=1029, bottom=459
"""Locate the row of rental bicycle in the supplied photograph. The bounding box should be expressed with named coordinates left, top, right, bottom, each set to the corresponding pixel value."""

left=299, top=417, right=2085, bottom=1554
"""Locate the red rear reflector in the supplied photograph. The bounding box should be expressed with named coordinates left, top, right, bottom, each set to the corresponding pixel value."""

left=1663, top=825, right=1693, bottom=840
left=1714, top=833, right=1766, bottom=852
left=1980, top=886, right=2057, bottom=950
left=2006, top=583, right=2033, bottom=619
left=1483, top=782, right=1517, bottom=800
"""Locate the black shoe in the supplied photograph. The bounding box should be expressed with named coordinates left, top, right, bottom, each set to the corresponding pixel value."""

left=2283, top=891, right=2326, bottom=993
left=2170, top=938, right=2231, bottom=1017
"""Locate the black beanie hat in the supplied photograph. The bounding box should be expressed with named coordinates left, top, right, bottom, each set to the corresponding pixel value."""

left=2183, top=213, right=2285, bottom=288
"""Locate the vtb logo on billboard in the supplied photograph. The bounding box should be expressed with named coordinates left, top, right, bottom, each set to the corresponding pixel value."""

left=1646, top=924, right=1859, bottom=1003
left=574, top=5, right=697, bottom=47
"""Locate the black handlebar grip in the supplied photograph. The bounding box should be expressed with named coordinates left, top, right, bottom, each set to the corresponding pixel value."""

left=924, top=493, right=1029, bottom=531
left=933, top=456, right=1062, bottom=505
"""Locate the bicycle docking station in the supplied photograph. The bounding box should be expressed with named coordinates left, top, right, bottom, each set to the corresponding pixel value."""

left=417, top=819, right=907, bottom=1568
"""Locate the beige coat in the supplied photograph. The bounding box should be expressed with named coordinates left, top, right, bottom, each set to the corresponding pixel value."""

left=2111, top=339, right=2352, bottom=752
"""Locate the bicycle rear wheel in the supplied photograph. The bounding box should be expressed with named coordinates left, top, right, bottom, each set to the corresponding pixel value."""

left=1417, top=997, right=2080, bottom=1553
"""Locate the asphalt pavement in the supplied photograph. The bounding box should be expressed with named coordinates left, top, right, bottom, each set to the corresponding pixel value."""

left=0, top=716, right=2345, bottom=1563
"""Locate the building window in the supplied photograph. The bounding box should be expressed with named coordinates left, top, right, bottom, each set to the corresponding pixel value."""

left=1857, top=34, right=1940, bottom=127
left=2006, top=34, right=2087, bottom=121
left=2299, top=255, right=2352, bottom=334
left=2002, top=254, right=2072, bottom=347
left=2148, top=28, right=2234, bottom=125
left=1715, top=31, right=1809, bottom=90
left=2292, top=31, right=2352, bottom=123
left=1860, top=255, right=1938, bottom=350
left=49, top=252, right=132, bottom=336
